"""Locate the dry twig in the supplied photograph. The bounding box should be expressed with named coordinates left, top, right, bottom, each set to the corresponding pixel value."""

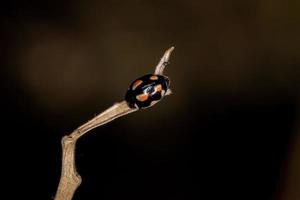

left=54, top=47, right=174, bottom=200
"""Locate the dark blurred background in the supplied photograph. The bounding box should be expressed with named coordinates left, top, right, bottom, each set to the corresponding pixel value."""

left=1, top=0, right=300, bottom=199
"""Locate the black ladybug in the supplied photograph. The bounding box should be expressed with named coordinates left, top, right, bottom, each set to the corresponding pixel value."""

left=125, top=47, right=174, bottom=109
left=125, top=74, right=171, bottom=109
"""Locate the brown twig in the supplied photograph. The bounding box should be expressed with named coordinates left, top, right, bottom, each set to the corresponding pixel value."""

left=54, top=101, right=136, bottom=200
left=54, top=47, right=174, bottom=200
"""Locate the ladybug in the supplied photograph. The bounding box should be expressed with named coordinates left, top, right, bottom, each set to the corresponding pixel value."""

left=125, top=74, right=171, bottom=109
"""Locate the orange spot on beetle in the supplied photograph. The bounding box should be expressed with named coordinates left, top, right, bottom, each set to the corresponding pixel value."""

left=136, top=93, right=149, bottom=102
left=132, top=80, right=143, bottom=90
left=155, top=84, right=162, bottom=92
left=150, top=75, right=158, bottom=80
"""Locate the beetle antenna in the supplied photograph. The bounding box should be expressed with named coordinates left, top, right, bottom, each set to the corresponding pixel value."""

left=154, top=46, right=175, bottom=75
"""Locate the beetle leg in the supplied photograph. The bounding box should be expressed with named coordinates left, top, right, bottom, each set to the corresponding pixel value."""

left=154, top=47, right=174, bottom=75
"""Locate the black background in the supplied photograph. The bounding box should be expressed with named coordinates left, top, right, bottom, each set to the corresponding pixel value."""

left=1, top=0, right=299, bottom=199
